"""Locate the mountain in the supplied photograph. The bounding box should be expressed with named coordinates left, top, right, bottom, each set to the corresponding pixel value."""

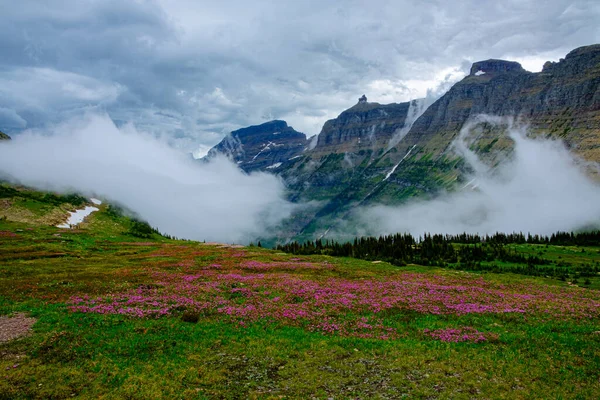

left=311, top=96, right=412, bottom=156
left=0, top=131, right=10, bottom=140
left=401, top=45, right=600, bottom=162
left=205, top=44, right=600, bottom=241
left=203, top=120, right=308, bottom=173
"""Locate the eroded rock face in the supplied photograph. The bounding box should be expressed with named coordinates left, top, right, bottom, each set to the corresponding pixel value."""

left=403, top=44, right=600, bottom=160
left=469, top=59, right=525, bottom=75
left=312, top=101, right=411, bottom=156
left=204, top=120, right=308, bottom=173
left=203, top=45, right=600, bottom=241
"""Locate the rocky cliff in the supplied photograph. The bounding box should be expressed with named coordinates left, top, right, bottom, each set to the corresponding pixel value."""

left=287, top=45, right=600, bottom=240
left=311, top=97, right=411, bottom=156
left=204, top=44, right=600, bottom=242
left=0, top=131, right=10, bottom=140
left=204, top=120, right=308, bottom=173
left=402, top=44, right=600, bottom=161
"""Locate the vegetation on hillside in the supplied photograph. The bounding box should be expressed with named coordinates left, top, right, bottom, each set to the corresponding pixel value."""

left=277, top=231, right=600, bottom=288
left=0, top=184, right=90, bottom=226
left=0, top=204, right=599, bottom=397
left=0, top=184, right=87, bottom=208
left=0, top=185, right=599, bottom=398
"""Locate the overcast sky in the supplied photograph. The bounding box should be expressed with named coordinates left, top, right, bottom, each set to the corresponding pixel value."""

left=2, top=0, right=599, bottom=155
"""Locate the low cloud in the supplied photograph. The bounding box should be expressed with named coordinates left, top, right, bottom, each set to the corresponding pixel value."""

left=358, top=116, right=600, bottom=237
left=0, top=114, right=294, bottom=243
left=2, top=113, right=599, bottom=243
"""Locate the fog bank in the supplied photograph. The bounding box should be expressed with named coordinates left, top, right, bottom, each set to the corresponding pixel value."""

left=0, top=114, right=294, bottom=243
left=359, top=116, right=600, bottom=237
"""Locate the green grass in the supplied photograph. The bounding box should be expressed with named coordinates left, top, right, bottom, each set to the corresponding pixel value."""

left=0, top=184, right=90, bottom=226
left=1, top=210, right=600, bottom=398
left=450, top=242, right=600, bottom=290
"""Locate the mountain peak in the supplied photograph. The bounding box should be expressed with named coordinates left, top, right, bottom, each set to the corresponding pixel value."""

left=312, top=100, right=411, bottom=155
left=470, top=59, right=525, bottom=75
left=232, top=120, right=291, bottom=138
left=347, top=101, right=383, bottom=112
left=542, top=44, right=600, bottom=74
left=203, top=120, right=307, bottom=173
left=564, top=44, right=600, bottom=59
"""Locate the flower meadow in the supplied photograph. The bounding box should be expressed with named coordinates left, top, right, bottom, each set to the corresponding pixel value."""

left=424, top=327, right=494, bottom=343
left=68, top=244, right=600, bottom=342
left=3, top=220, right=600, bottom=399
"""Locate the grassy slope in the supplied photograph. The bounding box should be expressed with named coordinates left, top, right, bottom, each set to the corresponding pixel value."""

left=0, top=204, right=599, bottom=399
left=467, top=243, right=600, bottom=290
left=0, top=184, right=90, bottom=226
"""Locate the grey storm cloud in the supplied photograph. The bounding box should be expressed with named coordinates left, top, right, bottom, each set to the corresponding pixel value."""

left=1, top=0, right=599, bottom=153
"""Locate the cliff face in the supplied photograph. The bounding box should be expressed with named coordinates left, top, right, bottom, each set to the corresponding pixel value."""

left=281, top=45, right=600, bottom=240
left=0, top=131, right=10, bottom=140
left=311, top=99, right=411, bottom=156
left=403, top=44, right=600, bottom=160
left=204, top=120, right=308, bottom=173
left=204, top=44, right=600, bottom=241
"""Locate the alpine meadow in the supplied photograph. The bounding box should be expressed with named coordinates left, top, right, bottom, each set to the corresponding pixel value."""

left=1, top=1, right=600, bottom=399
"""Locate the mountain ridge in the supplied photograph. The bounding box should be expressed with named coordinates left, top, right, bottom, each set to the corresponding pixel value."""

left=311, top=98, right=413, bottom=156
left=204, top=44, right=600, bottom=241
left=203, top=120, right=308, bottom=173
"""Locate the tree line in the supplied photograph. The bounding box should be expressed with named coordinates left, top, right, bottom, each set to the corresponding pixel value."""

left=275, top=231, right=600, bottom=281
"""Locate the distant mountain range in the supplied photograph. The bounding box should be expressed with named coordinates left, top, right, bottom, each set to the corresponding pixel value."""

left=204, top=44, right=600, bottom=242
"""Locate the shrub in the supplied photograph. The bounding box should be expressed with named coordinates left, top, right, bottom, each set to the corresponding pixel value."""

left=105, top=204, right=124, bottom=219
left=127, top=220, right=158, bottom=238
left=181, top=311, right=200, bottom=323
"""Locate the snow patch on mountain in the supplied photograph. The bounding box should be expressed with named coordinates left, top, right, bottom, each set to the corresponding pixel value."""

left=384, top=145, right=417, bottom=181
left=57, top=200, right=101, bottom=229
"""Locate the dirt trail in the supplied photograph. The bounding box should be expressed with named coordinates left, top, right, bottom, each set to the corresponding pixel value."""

left=0, top=313, right=36, bottom=343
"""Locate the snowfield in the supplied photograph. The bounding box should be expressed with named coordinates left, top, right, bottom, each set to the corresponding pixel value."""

left=56, top=198, right=102, bottom=228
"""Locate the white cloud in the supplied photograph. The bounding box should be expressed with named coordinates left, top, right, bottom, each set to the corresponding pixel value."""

left=0, top=68, right=121, bottom=111
left=358, top=116, right=600, bottom=237
left=0, top=114, right=295, bottom=243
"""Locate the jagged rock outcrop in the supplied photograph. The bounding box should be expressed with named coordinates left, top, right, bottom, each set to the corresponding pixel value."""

left=204, top=120, right=308, bottom=173
left=0, top=131, right=10, bottom=140
left=470, top=59, right=525, bottom=75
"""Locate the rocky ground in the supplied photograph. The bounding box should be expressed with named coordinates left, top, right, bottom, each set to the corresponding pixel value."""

left=0, top=314, right=36, bottom=343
